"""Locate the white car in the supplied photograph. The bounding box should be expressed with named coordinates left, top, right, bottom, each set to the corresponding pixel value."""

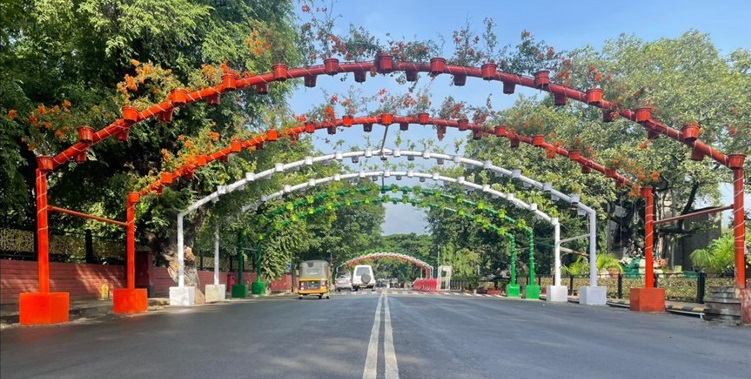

left=335, top=272, right=353, bottom=292
left=352, top=265, right=376, bottom=291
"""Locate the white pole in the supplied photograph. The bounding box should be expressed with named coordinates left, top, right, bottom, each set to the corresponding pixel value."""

left=177, top=214, right=185, bottom=288
left=553, top=218, right=561, bottom=287
left=589, top=209, right=597, bottom=287
left=214, top=224, right=220, bottom=285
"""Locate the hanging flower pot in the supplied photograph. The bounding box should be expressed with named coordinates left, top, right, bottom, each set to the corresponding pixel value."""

left=354, top=71, right=366, bottom=83
left=182, top=168, right=195, bottom=180
left=36, top=156, right=54, bottom=172
left=363, top=123, right=373, bottom=132
left=327, top=125, right=337, bottom=135
left=122, top=106, right=140, bottom=123
left=305, top=122, right=316, bottom=133
left=481, top=63, right=497, bottom=80
left=689, top=147, right=704, bottom=161
left=380, top=113, right=393, bottom=125
left=436, top=124, right=447, bottom=135
left=206, top=94, right=220, bottom=107
left=115, top=127, right=130, bottom=142
left=458, top=119, right=469, bottom=131
left=231, top=140, right=242, bottom=152
left=681, top=122, right=700, bottom=143
left=255, top=82, right=268, bottom=95
left=647, top=130, right=660, bottom=140
left=74, top=151, right=87, bottom=163
left=605, top=167, right=617, bottom=178
left=77, top=126, right=94, bottom=143
left=509, top=138, right=520, bottom=149
left=602, top=108, right=618, bottom=123
left=342, top=115, right=353, bottom=126
left=581, top=165, right=591, bottom=174
left=218, top=154, right=229, bottom=163
left=634, top=107, right=652, bottom=123
left=727, top=153, right=746, bottom=169
left=453, top=74, right=467, bottom=86
left=406, top=70, right=418, bottom=82
left=171, top=88, right=188, bottom=105
left=266, top=129, right=279, bottom=141
left=494, top=125, right=508, bottom=137
left=430, top=57, right=447, bottom=75
left=568, top=149, right=581, bottom=161
left=272, top=63, right=289, bottom=81
left=532, top=134, right=544, bottom=147
left=304, top=75, right=317, bottom=88
left=222, top=73, right=237, bottom=91
left=503, top=81, right=516, bottom=94
left=554, top=93, right=567, bottom=106
left=437, top=132, right=445, bottom=141
left=533, top=70, right=550, bottom=88
left=376, top=54, right=394, bottom=73
left=472, top=130, right=483, bottom=140
left=417, top=113, right=429, bottom=124
left=160, top=172, right=174, bottom=185
left=323, top=58, right=340, bottom=75
left=399, top=122, right=409, bottom=131
left=128, top=192, right=140, bottom=204
left=585, top=88, right=603, bottom=105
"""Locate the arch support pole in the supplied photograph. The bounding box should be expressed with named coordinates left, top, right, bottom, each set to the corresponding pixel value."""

left=547, top=218, right=568, bottom=302
left=579, top=208, right=607, bottom=305
left=19, top=169, right=70, bottom=324
left=732, top=166, right=747, bottom=289
left=169, top=212, right=195, bottom=306
left=204, top=225, right=226, bottom=302
left=630, top=186, right=665, bottom=312
left=114, top=192, right=148, bottom=313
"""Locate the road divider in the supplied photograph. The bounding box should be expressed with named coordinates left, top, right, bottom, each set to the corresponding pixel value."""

left=412, top=279, right=440, bottom=292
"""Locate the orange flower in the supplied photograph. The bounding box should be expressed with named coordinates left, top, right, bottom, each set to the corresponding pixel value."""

left=209, top=131, right=220, bottom=141
left=7, top=109, right=17, bottom=121
left=62, top=100, right=71, bottom=108
left=178, top=135, right=185, bottom=141
left=130, top=59, right=140, bottom=67
left=28, top=115, right=38, bottom=125
left=54, top=130, right=64, bottom=140
left=638, top=141, right=649, bottom=149
left=650, top=171, right=660, bottom=182
left=36, top=105, right=47, bottom=116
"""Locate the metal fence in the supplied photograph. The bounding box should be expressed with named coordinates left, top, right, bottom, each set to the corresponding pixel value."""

left=0, top=227, right=128, bottom=264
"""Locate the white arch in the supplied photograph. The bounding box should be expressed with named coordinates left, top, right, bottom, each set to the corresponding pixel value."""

left=175, top=150, right=606, bottom=305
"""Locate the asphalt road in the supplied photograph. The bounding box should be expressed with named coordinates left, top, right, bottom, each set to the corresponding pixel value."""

left=1, top=289, right=750, bottom=379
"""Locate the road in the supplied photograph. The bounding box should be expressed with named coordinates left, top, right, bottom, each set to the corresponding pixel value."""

left=1, top=289, right=750, bottom=379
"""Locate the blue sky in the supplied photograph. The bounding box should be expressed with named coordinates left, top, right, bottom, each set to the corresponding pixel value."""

left=288, top=0, right=751, bottom=235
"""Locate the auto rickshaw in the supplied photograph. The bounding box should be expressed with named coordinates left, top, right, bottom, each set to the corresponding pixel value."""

left=298, top=260, right=331, bottom=299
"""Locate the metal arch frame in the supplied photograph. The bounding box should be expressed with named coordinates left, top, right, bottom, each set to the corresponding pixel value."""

left=338, top=252, right=434, bottom=278
left=176, top=150, right=609, bottom=299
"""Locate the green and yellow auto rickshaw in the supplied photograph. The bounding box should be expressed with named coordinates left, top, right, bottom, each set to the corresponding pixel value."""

left=298, top=260, right=331, bottom=299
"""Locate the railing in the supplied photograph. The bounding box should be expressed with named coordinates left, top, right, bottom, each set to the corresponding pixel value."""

left=537, top=274, right=749, bottom=303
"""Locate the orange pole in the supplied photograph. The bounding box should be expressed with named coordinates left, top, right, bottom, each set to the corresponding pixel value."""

left=641, top=186, right=655, bottom=288
left=733, top=167, right=746, bottom=288
left=126, top=193, right=137, bottom=289
left=35, top=169, right=50, bottom=293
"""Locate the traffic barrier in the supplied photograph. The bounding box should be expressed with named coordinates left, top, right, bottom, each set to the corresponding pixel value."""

left=412, top=279, right=440, bottom=292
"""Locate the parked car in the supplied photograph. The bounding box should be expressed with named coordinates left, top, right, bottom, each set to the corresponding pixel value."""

left=335, top=272, right=353, bottom=292
left=352, top=265, right=376, bottom=291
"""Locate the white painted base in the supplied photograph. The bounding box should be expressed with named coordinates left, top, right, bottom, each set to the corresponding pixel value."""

left=169, top=286, right=196, bottom=306
left=579, top=286, right=607, bottom=305
left=204, top=284, right=226, bottom=303
left=546, top=285, right=568, bottom=302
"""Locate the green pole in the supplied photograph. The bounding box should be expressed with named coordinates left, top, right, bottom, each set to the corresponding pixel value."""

left=525, top=229, right=540, bottom=299
left=251, top=242, right=266, bottom=295
left=506, top=235, right=521, bottom=298
left=256, top=242, right=262, bottom=282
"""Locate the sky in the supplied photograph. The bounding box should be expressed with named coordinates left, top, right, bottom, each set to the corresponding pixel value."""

left=287, top=0, right=751, bottom=235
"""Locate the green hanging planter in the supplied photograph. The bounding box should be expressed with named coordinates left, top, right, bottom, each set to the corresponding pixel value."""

left=306, top=195, right=314, bottom=204
left=477, top=201, right=485, bottom=210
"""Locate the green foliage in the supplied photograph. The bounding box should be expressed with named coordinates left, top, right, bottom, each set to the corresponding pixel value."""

left=690, top=233, right=735, bottom=275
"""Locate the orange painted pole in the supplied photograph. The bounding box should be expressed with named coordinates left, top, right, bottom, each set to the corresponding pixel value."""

left=35, top=169, right=50, bottom=293
left=732, top=166, right=746, bottom=288
left=126, top=192, right=139, bottom=289
left=641, top=186, right=655, bottom=289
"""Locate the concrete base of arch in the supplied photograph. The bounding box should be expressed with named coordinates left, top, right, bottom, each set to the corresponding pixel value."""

left=113, top=288, right=148, bottom=314
left=629, top=287, right=665, bottom=312
left=169, top=286, right=196, bottom=306
left=19, top=292, right=70, bottom=325
left=205, top=284, right=226, bottom=303
left=524, top=285, right=541, bottom=300
left=506, top=284, right=521, bottom=298
left=546, top=286, right=568, bottom=302
left=579, top=286, right=607, bottom=305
